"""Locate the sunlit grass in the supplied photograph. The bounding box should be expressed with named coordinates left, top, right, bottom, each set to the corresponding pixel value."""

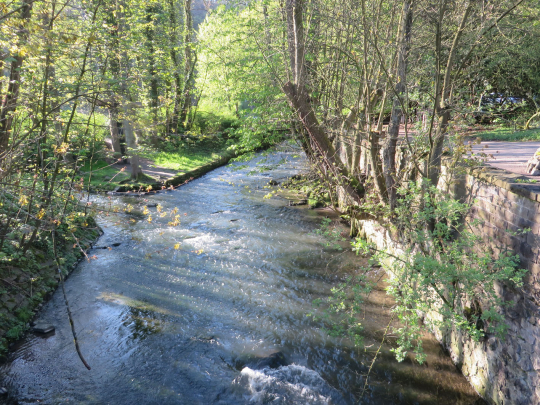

left=141, top=138, right=229, bottom=171
left=147, top=149, right=224, bottom=171
left=475, top=126, right=540, bottom=142
left=79, top=160, right=131, bottom=191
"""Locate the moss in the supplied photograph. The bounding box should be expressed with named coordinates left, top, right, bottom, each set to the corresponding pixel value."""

left=0, top=214, right=101, bottom=358
left=281, top=173, right=331, bottom=209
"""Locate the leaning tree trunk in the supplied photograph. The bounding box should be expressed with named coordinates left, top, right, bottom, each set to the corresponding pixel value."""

left=282, top=0, right=363, bottom=204
left=428, top=2, right=472, bottom=186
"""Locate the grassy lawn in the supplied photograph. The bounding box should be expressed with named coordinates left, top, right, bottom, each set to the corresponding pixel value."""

left=79, top=137, right=230, bottom=191
left=474, top=126, right=540, bottom=142
left=142, top=141, right=228, bottom=172
left=79, top=160, right=132, bottom=191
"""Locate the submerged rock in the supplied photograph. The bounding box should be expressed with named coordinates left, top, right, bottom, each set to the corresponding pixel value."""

left=234, top=351, right=288, bottom=371
left=33, top=323, right=55, bottom=334
left=255, top=351, right=287, bottom=369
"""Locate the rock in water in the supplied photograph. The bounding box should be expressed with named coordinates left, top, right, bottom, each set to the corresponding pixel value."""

left=255, top=351, right=288, bottom=369
left=527, top=148, right=540, bottom=175
left=33, top=323, right=55, bottom=334
left=268, top=179, right=279, bottom=186
left=233, top=351, right=288, bottom=371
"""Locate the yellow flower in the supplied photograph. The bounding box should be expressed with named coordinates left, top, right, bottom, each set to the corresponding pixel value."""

left=18, top=195, right=28, bottom=205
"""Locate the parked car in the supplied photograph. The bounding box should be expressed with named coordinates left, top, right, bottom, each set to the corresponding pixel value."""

left=474, top=94, right=526, bottom=124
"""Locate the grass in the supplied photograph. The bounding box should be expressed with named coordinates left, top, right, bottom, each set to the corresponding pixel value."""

left=79, top=159, right=132, bottom=192
left=474, top=126, right=540, bottom=142
left=142, top=143, right=228, bottom=172
left=79, top=136, right=230, bottom=192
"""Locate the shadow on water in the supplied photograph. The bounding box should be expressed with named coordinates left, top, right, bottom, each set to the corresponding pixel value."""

left=0, top=146, right=487, bottom=404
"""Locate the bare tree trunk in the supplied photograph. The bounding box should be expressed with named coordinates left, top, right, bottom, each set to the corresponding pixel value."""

left=179, top=0, right=195, bottom=130
left=282, top=0, right=363, bottom=202
left=383, top=0, right=413, bottom=210
left=122, top=113, right=141, bottom=180
left=168, top=0, right=182, bottom=135
left=145, top=5, right=160, bottom=137
left=117, top=0, right=143, bottom=180
left=108, top=104, right=123, bottom=155
left=428, top=1, right=472, bottom=186
left=0, top=0, right=32, bottom=153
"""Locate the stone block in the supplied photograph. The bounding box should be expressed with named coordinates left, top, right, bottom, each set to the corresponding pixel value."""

left=491, top=216, right=509, bottom=232
left=474, top=207, right=492, bottom=222
left=530, top=263, right=540, bottom=278
left=525, top=230, right=540, bottom=246
left=521, top=243, right=535, bottom=260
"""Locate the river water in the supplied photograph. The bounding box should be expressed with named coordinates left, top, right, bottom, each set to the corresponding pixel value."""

left=0, top=146, right=484, bottom=404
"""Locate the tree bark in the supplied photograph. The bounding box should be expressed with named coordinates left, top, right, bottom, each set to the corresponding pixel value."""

left=428, top=2, right=472, bottom=186
left=108, top=104, right=124, bottom=155
left=283, top=0, right=363, bottom=203
left=168, top=0, right=182, bottom=134
left=179, top=0, right=195, bottom=131
left=0, top=0, right=33, bottom=153
left=145, top=5, right=160, bottom=135
left=383, top=0, right=413, bottom=210
left=122, top=112, right=141, bottom=180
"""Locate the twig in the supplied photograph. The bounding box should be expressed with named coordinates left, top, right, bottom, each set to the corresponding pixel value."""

left=360, top=313, right=394, bottom=399
left=52, top=229, right=91, bottom=370
left=70, top=231, right=91, bottom=262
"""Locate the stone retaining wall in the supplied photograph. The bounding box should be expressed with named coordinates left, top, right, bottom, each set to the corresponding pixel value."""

left=355, top=165, right=540, bottom=405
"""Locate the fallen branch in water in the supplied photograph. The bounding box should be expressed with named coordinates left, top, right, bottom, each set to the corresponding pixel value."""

left=52, top=229, right=91, bottom=370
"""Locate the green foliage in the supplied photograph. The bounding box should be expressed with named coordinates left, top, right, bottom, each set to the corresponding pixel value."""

left=315, top=181, right=528, bottom=364
left=312, top=273, right=373, bottom=347
left=350, top=182, right=526, bottom=363
left=58, top=111, right=109, bottom=156
left=16, top=308, right=33, bottom=322
left=6, top=325, right=24, bottom=340
left=197, top=4, right=291, bottom=153
left=314, top=217, right=346, bottom=250
left=142, top=138, right=228, bottom=171
left=475, top=126, right=540, bottom=142
left=189, top=112, right=240, bottom=136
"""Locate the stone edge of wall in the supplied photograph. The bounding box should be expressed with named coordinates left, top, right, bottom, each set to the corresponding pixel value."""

left=356, top=163, right=540, bottom=405
left=472, top=165, right=540, bottom=203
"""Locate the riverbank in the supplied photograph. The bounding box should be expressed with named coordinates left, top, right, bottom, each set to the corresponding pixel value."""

left=0, top=216, right=101, bottom=358
left=0, top=139, right=260, bottom=360
left=82, top=137, right=236, bottom=193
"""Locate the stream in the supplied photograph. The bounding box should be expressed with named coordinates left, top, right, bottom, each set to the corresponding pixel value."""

left=0, top=145, right=484, bottom=404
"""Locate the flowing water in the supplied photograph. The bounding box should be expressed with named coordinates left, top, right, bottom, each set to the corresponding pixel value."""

left=0, top=146, right=485, bottom=404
